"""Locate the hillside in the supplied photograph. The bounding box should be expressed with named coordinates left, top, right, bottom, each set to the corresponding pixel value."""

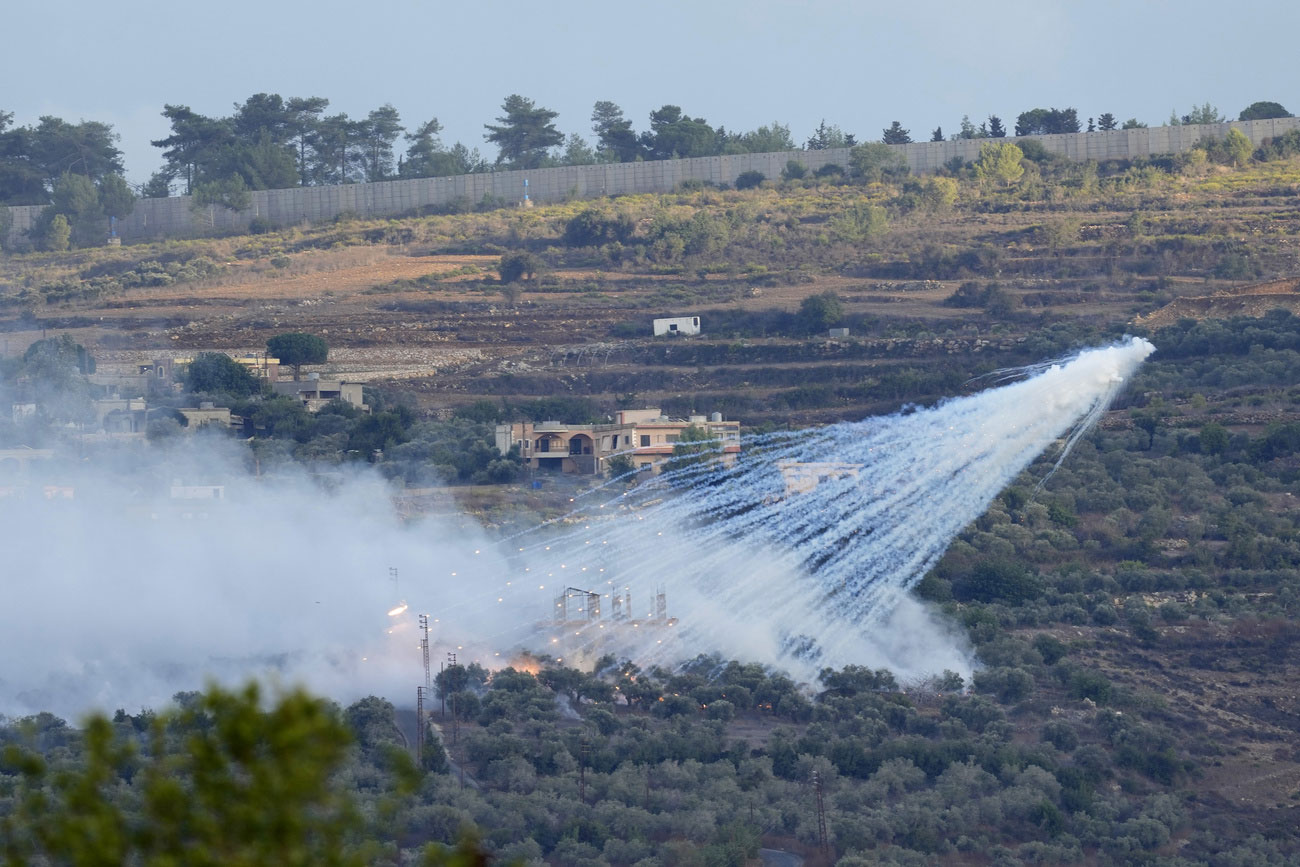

left=5, top=150, right=1300, bottom=424
left=1136, top=276, right=1300, bottom=328
left=3, top=147, right=1300, bottom=864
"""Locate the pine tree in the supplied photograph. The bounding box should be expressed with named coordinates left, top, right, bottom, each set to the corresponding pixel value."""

left=484, top=94, right=564, bottom=169
left=882, top=121, right=912, bottom=144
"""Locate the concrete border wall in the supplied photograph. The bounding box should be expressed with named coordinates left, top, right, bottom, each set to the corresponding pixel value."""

left=5, top=117, right=1300, bottom=250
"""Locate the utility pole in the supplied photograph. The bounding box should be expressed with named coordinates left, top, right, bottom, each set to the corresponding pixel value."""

left=447, top=651, right=458, bottom=744
left=416, top=686, right=426, bottom=764
left=813, top=770, right=828, bottom=857
left=579, top=738, right=589, bottom=805
left=419, top=614, right=431, bottom=689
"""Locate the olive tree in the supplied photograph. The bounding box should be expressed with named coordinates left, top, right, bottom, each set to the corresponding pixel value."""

left=498, top=251, right=540, bottom=284
left=184, top=352, right=261, bottom=397
left=798, top=291, right=844, bottom=333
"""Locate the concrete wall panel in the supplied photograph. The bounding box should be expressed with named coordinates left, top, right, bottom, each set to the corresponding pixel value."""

left=6, top=118, right=1300, bottom=250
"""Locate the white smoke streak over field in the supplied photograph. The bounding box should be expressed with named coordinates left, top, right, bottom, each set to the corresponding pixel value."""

left=0, top=338, right=1152, bottom=717
left=480, top=337, right=1155, bottom=679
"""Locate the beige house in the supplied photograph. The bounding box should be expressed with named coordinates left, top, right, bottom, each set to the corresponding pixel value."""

left=496, top=408, right=740, bottom=475
left=178, top=404, right=233, bottom=429
left=87, top=398, right=230, bottom=435
left=92, top=397, right=148, bottom=432
left=0, top=446, right=55, bottom=480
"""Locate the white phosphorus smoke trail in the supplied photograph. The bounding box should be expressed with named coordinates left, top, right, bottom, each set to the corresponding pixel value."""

left=468, top=337, right=1156, bottom=679
left=0, top=338, right=1152, bottom=716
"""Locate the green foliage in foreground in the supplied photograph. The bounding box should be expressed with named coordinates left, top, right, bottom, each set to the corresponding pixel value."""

left=0, top=684, right=506, bottom=866
left=3, top=635, right=1290, bottom=866
left=3, top=684, right=366, bottom=866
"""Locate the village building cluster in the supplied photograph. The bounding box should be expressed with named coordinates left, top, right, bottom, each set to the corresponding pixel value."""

left=7, top=354, right=368, bottom=438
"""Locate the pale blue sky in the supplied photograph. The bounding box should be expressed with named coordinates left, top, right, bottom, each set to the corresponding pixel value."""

left=6, top=0, right=1297, bottom=184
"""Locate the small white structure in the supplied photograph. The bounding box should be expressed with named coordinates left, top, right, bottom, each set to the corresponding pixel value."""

left=653, top=316, right=700, bottom=337
left=828, top=327, right=850, bottom=338
left=170, top=481, right=225, bottom=500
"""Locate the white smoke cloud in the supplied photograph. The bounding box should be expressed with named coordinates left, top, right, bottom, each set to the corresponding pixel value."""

left=0, top=437, right=504, bottom=718
left=0, top=338, right=1153, bottom=718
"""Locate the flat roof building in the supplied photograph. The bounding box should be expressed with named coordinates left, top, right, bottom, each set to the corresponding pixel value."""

left=271, top=378, right=366, bottom=413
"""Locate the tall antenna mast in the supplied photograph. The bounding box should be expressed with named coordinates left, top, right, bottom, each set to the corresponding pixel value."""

left=419, top=614, right=431, bottom=689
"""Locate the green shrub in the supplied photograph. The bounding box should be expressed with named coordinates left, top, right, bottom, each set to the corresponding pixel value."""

left=953, top=560, right=1044, bottom=604
left=563, top=208, right=635, bottom=247
left=1033, top=633, right=1068, bottom=665
left=498, top=251, right=540, bottom=283
left=1067, top=669, right=1113, bottom=704
left=972, top=666, right=1035, bottom=703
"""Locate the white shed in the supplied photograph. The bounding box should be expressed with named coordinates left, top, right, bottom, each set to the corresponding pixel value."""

left=653, top=316, right=700, bottom=337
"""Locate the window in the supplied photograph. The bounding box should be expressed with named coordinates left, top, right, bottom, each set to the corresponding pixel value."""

left=669, top=323, right=678, bottom=332
left=537, top=438, right=550, bottom=453
left=623, top=435, right=631, bottom=446
left=666, top=434, right=679, bottom=443
left=692, top=317, right=699, bottom=326
left=640, top=435, right=651, bottom=447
